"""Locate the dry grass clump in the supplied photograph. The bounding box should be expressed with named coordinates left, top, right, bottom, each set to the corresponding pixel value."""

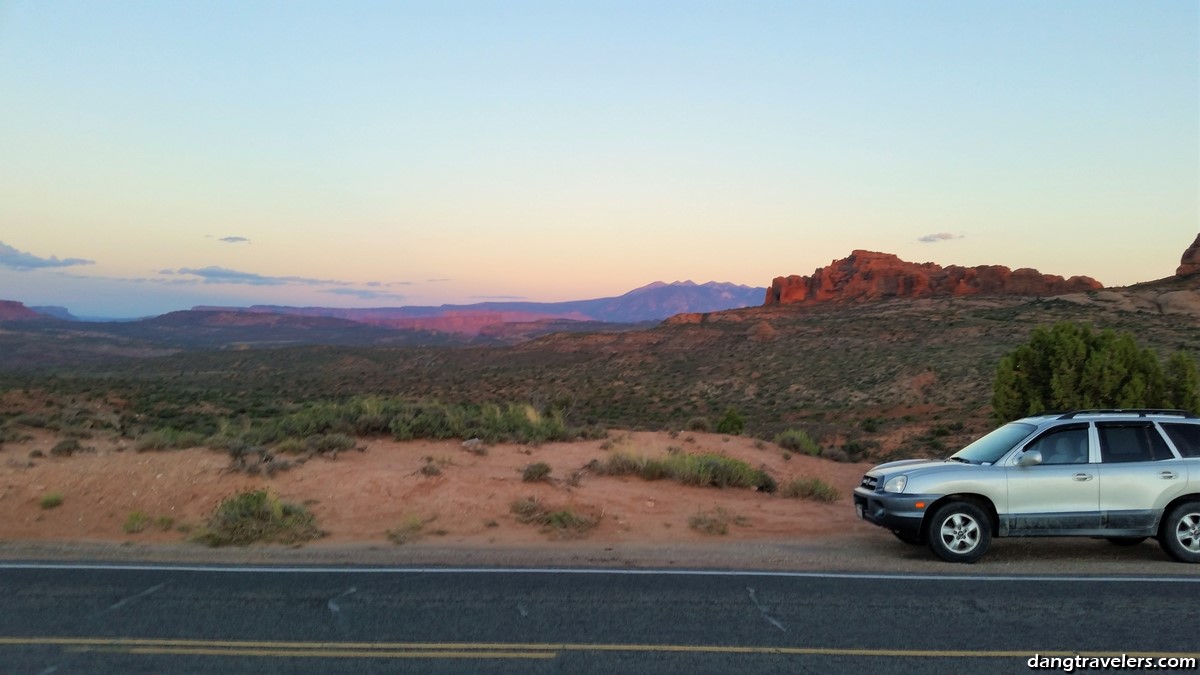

left=590, top=451, right=776, bottom=492
left=191, top=489, right=323, bottom=547
left=509, top=497, right=596, bottom=539
left=688, top=507, right=747, bottom=535
left=780, top=477, right=841, bottom=502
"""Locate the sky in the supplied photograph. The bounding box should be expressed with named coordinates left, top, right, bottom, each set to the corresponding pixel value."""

left=0, top=1, right=1196, bottom=318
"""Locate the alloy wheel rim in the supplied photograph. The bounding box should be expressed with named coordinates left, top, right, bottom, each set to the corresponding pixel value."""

left=940, top=513, right=980, bottom=553
left=1175, top=513, right=1200, bottom=554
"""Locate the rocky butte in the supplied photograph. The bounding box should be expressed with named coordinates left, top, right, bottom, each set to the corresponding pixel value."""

left=764, top=250, right=1103, bottom=306
left=0, top=300, right=43, bottom=321
left=1178, top=233, right=1200, bottom=277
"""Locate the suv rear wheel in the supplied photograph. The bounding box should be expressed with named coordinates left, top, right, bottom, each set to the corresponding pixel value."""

left=927, top=501, right=991, bottom=563
left=1159, top=501, right=1200, bottom=563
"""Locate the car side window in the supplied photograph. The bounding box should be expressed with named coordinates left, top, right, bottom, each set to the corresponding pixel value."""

left=1025, top=425, right=1089, bottom=465
left=1162, top=423, right=1200, bottom=458
left=1097, top=422, right=1174, bottom=463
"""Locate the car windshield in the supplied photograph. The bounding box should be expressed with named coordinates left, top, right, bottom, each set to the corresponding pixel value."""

left=950, top=422, right=1036, bottom=464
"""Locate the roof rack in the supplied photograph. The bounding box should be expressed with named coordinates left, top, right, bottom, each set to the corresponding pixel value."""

left=1056, top=409, right=1197, bottom=420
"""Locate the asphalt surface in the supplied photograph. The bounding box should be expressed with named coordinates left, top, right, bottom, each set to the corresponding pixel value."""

left=2, top=563, right=1198, bottom=674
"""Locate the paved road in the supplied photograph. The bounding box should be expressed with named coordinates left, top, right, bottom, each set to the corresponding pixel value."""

left=1, top=564, right=1198, bottom=674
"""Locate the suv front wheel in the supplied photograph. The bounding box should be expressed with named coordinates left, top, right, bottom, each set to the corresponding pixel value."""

left=927, top=501, right=991, bottom=563
left=1160, top=501, right=1200, bottom=563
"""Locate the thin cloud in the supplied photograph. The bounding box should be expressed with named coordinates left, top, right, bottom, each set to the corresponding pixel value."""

left=0, top=241, right=94, bottom=271
left=219, top=236, right=250, bottom=244
left=322, top=288, right=407, bottom=301
left=471, top=295, right=526, bottom=300
left=918, top=232, right=964, bottom=243
left=174, top=266, right=342, bottom=287
left=427, top=278, right=452, bottom=283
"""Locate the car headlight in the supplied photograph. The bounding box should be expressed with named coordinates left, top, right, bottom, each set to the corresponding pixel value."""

left=883, top=475, right=908, bottom=493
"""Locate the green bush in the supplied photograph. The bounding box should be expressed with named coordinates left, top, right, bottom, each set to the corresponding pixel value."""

left=39, top=492, right=64, bottom=509
left=993, top=322, right=1200, bottom=422
left=190, top=489, right=323, bottom=547
left=715, top=407, right=745, bottom=435
left=774, top=429, right=820, bottom=456
left=780, top=477, right=840, bottom=503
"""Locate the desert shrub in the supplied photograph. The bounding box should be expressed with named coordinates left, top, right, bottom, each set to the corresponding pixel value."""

left=272, top=438, right=308, bottom=455
left=774, top=429, right=820, bottom=456
left=593, top=451, right=775, bottom=492
left=686, top=416, right=711, bottom=432
left=1, top=428, right=34, bottom=443
left=304, top=433, right=355, bottom=454
left=134, top=429, right=206, bottom=452
left=715, top=407, right=745, bottom=435
left=522, top=462, right=552, bottom=482
left=509, top=497, right=596, bottom=538
left=510, top=497, right=545, bottom=524
left=387, top=515, right=426, bottom=545
left=190, top=489, right=323, bottom=547
left=13, top=413, right=51, bottom=428
left=123, top=511, right=150, bottom=534
left=39, top=492, right=64, bottom=509
left=780, top=477, right=840, bottom=503
left=688, top=507, right=745, bottom=535
left=819, top=446, right=851, bottom=463
left=50, top=438, right=81, bottom=457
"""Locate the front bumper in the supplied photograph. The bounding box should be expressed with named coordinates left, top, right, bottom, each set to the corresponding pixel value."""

left=853, top=487, right=939, bottom=540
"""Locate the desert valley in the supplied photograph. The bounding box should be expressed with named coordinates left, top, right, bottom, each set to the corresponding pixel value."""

left=0, top=235, right=1197, bottom=555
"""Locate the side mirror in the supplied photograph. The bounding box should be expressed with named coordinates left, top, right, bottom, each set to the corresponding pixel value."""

left=1017, top=450, right=1043, bottom=467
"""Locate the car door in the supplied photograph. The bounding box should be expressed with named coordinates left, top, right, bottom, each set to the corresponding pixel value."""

left=1005, top=423, right=1102, bottom=534
left=1096, top=421, right=1187, bottom=534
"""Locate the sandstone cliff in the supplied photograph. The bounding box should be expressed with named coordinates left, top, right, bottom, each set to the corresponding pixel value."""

left=1178, top=233, right=1200, bottom=277
left=764, top=250, right=1102, bottom=306
left=0, top=300, right=44, bottom=321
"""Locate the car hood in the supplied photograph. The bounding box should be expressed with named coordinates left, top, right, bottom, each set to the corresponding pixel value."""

left=867, top=458, right=951, bottom=477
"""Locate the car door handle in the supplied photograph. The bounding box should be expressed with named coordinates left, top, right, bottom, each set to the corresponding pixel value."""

left=1072, top=473, right=1094, bottom=482
left=1160, top=471, right=1179, bottom=480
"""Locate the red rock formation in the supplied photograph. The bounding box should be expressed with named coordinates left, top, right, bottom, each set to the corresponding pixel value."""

left=1178, top=233, right=1200, bottom=277
left=764, top=250, right=1102, bottom=306
left=0, top=300, right=43, bottom=321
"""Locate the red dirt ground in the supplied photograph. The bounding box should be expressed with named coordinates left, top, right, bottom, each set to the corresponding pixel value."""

left=0, top=430, right=875, bottom=548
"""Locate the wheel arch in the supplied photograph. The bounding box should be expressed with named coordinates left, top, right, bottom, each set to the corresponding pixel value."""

left=922, top=494, right=999, bottom=539
left=1156, top=494, right=1200, bottom=539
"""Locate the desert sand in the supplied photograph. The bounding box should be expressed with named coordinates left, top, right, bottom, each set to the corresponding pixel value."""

left=0, top=430, right=872, bottom=550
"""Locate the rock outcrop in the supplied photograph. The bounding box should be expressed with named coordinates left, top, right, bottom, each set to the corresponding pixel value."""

left=764, top=250, right=1103, bottom=306
left=1178, top=233, right=1200, bottom=277
left=0, top=300, right=44, bottom=321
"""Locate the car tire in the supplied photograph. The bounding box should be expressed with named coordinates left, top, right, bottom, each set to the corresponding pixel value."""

left=927, top=501, right=991, bottom=564
left=1105, top=537, right=1147, bottom=547
left=1159, top=501, right=1200, bottom=563
left=892, top=529, right=923, bottom=545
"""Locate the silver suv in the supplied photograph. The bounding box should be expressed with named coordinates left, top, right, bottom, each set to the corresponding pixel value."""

left=853, top=409, right=1200, bottom=563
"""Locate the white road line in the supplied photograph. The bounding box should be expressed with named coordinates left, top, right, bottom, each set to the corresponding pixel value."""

left=1, top=562, right=1199, bottom=582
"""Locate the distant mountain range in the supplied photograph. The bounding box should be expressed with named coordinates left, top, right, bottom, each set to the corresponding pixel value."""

left=193, top=280, right=767, bottom=335
left=0, top=281, right=767, bottom=362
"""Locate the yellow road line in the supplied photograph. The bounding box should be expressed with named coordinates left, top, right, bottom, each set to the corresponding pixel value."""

left=82, top=647, right=555, bottom=660
left=1, top=637, right=1196, bottom=660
